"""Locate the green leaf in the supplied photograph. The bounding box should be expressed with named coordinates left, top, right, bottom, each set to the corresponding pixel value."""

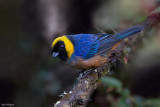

left=101, top=77, right=122, bottom=90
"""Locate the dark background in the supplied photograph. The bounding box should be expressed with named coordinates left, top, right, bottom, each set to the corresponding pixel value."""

left=0, top=0, right=160, bottom=107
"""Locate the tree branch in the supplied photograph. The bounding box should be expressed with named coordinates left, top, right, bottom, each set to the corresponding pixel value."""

left=54, top=7, right=160, bottom=107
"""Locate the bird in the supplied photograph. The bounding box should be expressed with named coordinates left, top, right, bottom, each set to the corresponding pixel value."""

left=51, top=25, right=143, bottom=70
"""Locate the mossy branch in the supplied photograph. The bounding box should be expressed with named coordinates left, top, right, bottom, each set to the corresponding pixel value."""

left=54, top=7, right=160, bottom=107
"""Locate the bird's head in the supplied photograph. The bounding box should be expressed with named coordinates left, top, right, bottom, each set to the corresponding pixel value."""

left=51, top=36, right=74, bottom=61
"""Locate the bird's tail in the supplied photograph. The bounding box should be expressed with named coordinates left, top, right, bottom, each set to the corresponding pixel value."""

left=113, top=25, right=144, bottom=40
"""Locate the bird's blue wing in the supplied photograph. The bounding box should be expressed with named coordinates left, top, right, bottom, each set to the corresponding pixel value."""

left=95, top=34, right=118, bottom=56
left=82, top=41, right=99, bottom=59
left=68, top=33, right=118, bottom=59
left=68, top=25, right=143, bottom=59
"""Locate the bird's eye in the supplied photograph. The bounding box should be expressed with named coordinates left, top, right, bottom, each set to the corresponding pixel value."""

left=60, top=45, right=64, bottom=49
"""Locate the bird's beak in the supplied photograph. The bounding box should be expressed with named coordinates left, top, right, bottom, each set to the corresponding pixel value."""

left=52, top=52, right=59, bottom=57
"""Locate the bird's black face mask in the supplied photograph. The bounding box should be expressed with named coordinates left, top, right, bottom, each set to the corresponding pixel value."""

left=52, top=41, right=68, bottom=61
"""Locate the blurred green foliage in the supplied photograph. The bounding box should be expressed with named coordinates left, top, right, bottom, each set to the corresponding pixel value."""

left=100, top=76, right=160, bottom=107
left=101, top=77, right=122, bottom=92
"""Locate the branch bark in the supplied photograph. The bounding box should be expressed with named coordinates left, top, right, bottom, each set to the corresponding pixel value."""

left=54, top=7, right=160, bottom=107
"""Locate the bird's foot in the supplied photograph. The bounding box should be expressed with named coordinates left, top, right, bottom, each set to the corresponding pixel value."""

left=78, top=69, right=93, bottom=80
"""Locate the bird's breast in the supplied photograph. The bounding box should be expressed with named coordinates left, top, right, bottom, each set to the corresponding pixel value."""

left=71, top=55, right=107, bottom=69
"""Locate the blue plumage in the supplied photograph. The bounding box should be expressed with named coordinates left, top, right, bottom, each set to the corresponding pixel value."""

left=113, top=25, right=143, bottom=40
left=52, top=25, right=144, bottom=69
left=68, top=25, right=143, bottom=60
left=68, top=34, right=98, bottom=58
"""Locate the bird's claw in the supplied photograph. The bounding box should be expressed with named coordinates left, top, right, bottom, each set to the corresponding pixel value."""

left=78, top=69, right=93, bottom=80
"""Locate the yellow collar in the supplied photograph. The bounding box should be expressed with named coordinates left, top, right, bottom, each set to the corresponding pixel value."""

left=52, top=36, right=74, bottom=58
